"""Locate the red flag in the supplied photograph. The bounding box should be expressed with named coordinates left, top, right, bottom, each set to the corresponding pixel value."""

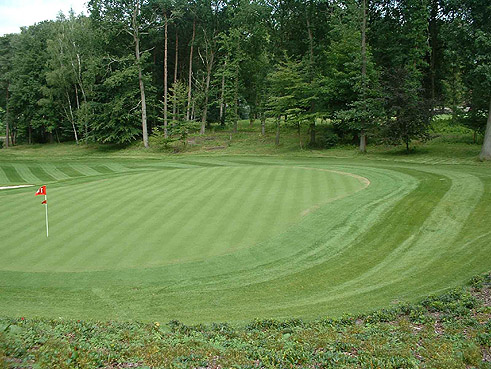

left=35, top=186, right=46, bottom=196
left=41, top=200, right=47, bottom=205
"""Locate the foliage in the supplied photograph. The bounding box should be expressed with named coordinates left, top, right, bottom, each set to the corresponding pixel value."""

left=0, top=0, right=489, bottom=153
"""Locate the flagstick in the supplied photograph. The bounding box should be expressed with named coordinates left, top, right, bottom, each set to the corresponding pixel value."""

left=45, top=193, right=49, bottom=237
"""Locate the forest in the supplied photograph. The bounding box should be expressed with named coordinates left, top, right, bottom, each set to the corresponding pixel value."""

left=0, top=0, right=490, bottom=158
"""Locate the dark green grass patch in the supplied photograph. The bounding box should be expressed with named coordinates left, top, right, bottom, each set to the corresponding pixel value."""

left=0, top=165, right=25, bottom=183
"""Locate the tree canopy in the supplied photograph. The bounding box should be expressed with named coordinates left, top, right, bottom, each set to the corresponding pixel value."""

left=0, top=0, right=489, bottom=155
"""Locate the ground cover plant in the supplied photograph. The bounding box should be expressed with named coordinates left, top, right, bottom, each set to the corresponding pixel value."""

left=1, top=274, right=489, bottom=368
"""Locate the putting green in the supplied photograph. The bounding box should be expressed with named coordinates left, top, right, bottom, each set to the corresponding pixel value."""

left=0, top=166, right=367, bottom=272
left=0, top=156, right=489, bottom=323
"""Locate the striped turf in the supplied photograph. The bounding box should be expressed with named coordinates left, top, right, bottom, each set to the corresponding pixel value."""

left=0, top=155, right=489, bottom=323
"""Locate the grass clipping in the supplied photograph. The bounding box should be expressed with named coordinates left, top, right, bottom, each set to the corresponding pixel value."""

left=1, top=274, right=490, bottom=368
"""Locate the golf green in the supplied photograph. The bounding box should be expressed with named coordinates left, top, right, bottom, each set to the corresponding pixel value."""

left=0, top=166, right=367, bottom=272
left=0, top=156, right=490, bottom=323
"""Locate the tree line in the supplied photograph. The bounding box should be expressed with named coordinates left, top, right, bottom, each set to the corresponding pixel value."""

left=0, top=0, right=489, bottom=158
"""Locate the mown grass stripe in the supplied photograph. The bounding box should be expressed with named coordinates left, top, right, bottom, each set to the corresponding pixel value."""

left=133, top=167, right=243, bottom=266
left=56, top=169, right=195, bottom=270
left=195, top=166, right=261, bottom=257
left=68, top=164, right=101, bottom=177
left=28, top=165, right=56, bottom=182
left=40, top=164, right=71, bottom=180
left=90, top=165, right=115, bottom=174
left=30, top=169, right=191, bottom=271
left=55, top=164, right=84, bottom=178
left=0, top=164, right=25, bottom=183
left=220, top=167, right=278, bottom=251
left=107, top=169, right=214, bottom=268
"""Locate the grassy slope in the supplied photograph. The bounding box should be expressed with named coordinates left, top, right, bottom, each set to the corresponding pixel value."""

left=1, top=275, right=490, bottom=368
left=0, top=127, right=490, bottom=324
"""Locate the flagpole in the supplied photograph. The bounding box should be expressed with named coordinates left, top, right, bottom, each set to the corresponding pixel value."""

left=45, top=193, right=49, bottom=237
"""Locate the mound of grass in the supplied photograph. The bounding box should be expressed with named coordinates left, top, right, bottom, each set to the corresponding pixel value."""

left=1, top=274, right=489, bottom=368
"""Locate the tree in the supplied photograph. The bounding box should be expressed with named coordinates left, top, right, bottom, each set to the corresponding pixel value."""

left=0, top=34, right=14, bottom=148
left=89, top=0, right=154, bottom=148
left=370, top=0, right=432, bottom=151
left=441, top=0, right=490, bottom=159
left=266, top=57, right=313, bottom=147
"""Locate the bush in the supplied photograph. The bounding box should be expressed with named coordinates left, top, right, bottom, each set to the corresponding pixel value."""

left=311, top=125, right=340, bottom=149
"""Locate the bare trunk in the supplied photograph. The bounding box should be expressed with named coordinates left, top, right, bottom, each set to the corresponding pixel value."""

left=219, top=60, right=226, bottom=126
left=4, top=85, right=9, bottom=148
left=306, top=14, right=316, bottom=146
left=429, top=0, right=437, bottom=107
left=306, top=17, right=314, bottom=73
left=298, top=123, right=303, bottom=149
left=75, top=84, right=80, bottom=110
left=479, top=98, right=491, bottom=160
left=11, top=124, right=16, bottom=146
left=173, top=30, right=178, bottom=122
left=133, top=3, right=149, bottom=148
left=201, top=51, right=214, bottom=135
left=233, top=65, right=239, bottom=133
left=66, top=91, right=79, bottom=144
left=310, top=123, right=315, bottom=145
left=360, top=0, right=367, bottom=153
left=28, top=124, right=32, bottom=145
left=163, top=13, right=168, bottom=138
left=359, top=132, right=367, bottom=153
left=186, top=18, right=196, bottom=121
left=261, top=115, right=266, bottom=136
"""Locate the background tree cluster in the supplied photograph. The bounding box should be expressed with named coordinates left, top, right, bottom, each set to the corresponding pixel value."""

left=0, top=0, right=489, bottom=156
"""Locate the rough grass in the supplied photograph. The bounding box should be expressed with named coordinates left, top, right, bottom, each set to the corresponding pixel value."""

left=1, top=274, right=489, bottom=368
left=0, top=139, right=490, bottom=323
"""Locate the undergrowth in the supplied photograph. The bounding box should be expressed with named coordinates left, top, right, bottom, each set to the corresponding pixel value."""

left=1, top=274, right=489, bottom=368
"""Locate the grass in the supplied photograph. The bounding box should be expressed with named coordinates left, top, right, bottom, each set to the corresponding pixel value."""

left=1, top=274, right=489, bottom=368
left=0, top=128, right=490, bottom=324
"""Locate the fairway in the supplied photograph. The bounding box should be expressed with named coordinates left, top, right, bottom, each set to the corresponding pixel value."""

left=0, top=155, right=490, bottom=323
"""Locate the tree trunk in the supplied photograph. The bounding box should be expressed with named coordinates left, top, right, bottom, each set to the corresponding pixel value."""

left=163, top=12, right=168, bottom=138
left=4, top=85, right=9, bottom=148
left=219, top=60, right=226, bottom=126
left=233, top=65, right=239, bottom=133
left=11, top=124, right=16, bottom=146
left=360, top=0, right=367, bottom=153
left=173, top=30, right=178, bottom=122
left=261, top=115, right=265, bottom=136
left=186, top=18, right=196, bottom=121
left=359, top=132, right=367, bottom=153
left=133, top=3, right=149, bottom=148
left=429, top=0, right=438, bottom=107
left=275, top=118, right=280, bottom=146
left=479, top=98, right=491, bottom=160
left=28, top=124, right=32, bottom=145
left=75, top=84, right=80, bottom=110
left=298, top=123, right=303, bottom=149
left=306, top=15, right=316, bottom=146
left=66, top=90, right=79, bottom=144
left=310, top=122, right=315, bottom=146
left=201, top=51, right=214, bottom=135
